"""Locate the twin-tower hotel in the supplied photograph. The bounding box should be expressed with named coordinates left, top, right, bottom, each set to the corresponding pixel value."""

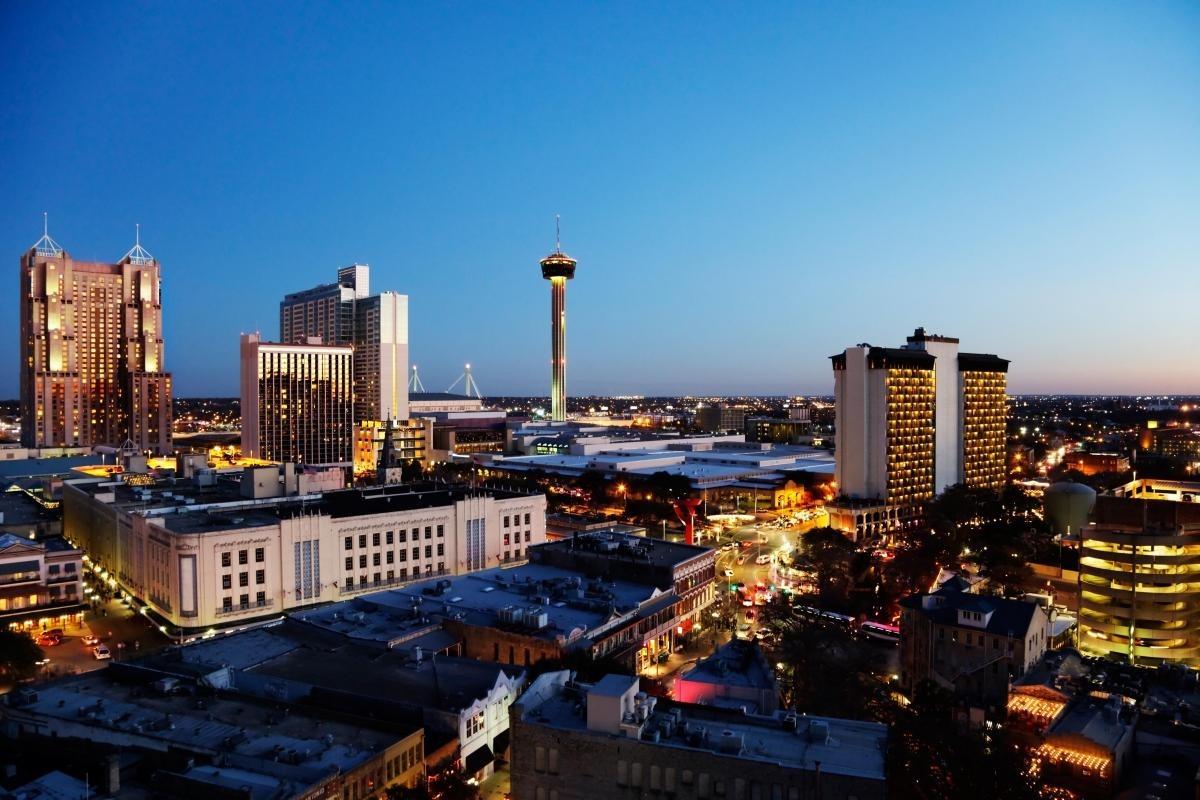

left=829, top=328, right=1009, bottom=539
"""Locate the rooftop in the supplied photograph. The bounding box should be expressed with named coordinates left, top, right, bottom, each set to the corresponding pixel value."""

left=173, top=621, right=521, bottom=717
left=678, top=640, right=776, bottom=693
left=297, top=561, right=676, bottom=647
left=7, top=669, right=417, bottom=786
left=899, top=588, right=1044, bottom=637
left=518, top=672, right=886, bottom=781
left=67, top=478, right=539, bottom=535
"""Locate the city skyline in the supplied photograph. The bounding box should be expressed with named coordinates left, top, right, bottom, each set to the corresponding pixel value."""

left=3, top=3, right=1199, bottom=398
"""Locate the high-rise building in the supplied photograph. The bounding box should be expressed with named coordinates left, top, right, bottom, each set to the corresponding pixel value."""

left=279, top=264, right=409, bottom=423
left=19, top=221, right=172, bottom=454
left=240, top=333, right=354, bottom=465
left=828, top=328, right=1008, bottom=538
left=540, top=223, right=577, bottom=422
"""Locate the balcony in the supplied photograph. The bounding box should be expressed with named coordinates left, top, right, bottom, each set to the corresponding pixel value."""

left=214, top=599, right=274, bottom=618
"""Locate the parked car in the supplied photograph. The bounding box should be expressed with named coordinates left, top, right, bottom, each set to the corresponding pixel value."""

left=92, top=645, right=112, bottom=660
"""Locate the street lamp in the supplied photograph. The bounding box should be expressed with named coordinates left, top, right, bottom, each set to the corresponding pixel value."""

left=617, top=483, right=627, bottom=512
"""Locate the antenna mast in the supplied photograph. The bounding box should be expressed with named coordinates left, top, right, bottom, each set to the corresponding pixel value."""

left=409, top=364, right=426, bottom=393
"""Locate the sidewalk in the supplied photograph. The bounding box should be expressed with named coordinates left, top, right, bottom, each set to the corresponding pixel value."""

left=478, top=767, right=510, bottom=800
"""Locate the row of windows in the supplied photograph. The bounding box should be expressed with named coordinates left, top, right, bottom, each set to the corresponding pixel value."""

left=503, top=513, right=533, bottom=528
left=345, top=526, right=444, bottom=550
left=220, top=548, right=265, bottom=568
left=345, top=545, right=444, bottom=569
left=221, top=570, right=266, bottom=589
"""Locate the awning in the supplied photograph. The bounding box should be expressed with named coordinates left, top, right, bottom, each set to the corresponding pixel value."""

left=463, top=745, right=494, bottom=776
left=492, top=729, right=511, bottom=758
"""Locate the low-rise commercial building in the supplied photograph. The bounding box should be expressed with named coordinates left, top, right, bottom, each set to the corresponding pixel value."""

left=145, top=619, right=524, bottom=783
left=1007, top=652, right=1135, bottom=797
left=1, top=667, right=425, bottom=800
left=322, top=529, right=715, bottom=674
left=899, top=587, right=1050, bottom=720
left=0, top=534, right=83, bottom=631
left=63, top=470, right=545, bottom=634
left=674, top=639, right=778, bottom=715
left=1062, top=451, right=1130, bottom=476
left=745, top=415, right=812, bottom=445
left=511, top=671, right=887, bottom=800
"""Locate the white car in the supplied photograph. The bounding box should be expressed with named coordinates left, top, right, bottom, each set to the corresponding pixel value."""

left=755, top=554, right=773, bottom=565
left=92, top=645, right=112, bottom=660
left=81, top=634, right=102, bottom=647
left=723, top=568, right=735, bottom=578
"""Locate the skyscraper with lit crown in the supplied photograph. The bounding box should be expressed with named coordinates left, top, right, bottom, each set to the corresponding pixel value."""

left=539, top=219, right=577, bottom=422
left=19, top=218, right=172, bottom=454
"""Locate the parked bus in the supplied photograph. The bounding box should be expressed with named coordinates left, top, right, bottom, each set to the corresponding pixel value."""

left=792, top=605, right=855, bottom=629
left=858, top=621, right=900, bottom=645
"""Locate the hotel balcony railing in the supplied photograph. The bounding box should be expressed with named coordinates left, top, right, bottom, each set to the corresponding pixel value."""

left=339, top=569, right=449, bottom=596
left=214, top=599, right=275, bottom=618
left=0, top=572, right=42, bottom=586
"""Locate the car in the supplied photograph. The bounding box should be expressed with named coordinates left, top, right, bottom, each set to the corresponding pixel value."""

left=722, top=542, right=736, bottom=551
left=723, top=568, right=735, bottom=578
left=755, top=554, right=772, bottom=565
left=735, top=623, right=752, bottom=640
left=92, top=645, right=112, bottom=660
left=744, top=609, right=757, bottom=620
left=81, top=634, right=101, bottom=647
left=36, top=633, right=62, bottom=647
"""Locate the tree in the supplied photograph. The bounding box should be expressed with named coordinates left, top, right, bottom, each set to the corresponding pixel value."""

left=885, top=681, right=1038, bottom=799
left=761, top=596, right=887, bottom=719
left=0, top=630, right=44, bottom=681
left=794, top=527, right=856, bottom=608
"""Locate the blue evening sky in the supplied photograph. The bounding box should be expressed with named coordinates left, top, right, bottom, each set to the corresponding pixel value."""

left=2, top=2, right=1198, bottom=397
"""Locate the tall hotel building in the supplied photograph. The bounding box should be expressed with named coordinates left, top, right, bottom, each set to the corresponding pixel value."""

left=240, top=334, right=354, bottom=465
left=279, top=264, right=409, bottom=423
left=829, top=328, right=1008, bottom=539
left=18, top=223, right=172, bottom=454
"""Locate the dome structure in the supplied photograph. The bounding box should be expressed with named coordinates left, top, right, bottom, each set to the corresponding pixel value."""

left=1044, top=481, right=1097, bottom=537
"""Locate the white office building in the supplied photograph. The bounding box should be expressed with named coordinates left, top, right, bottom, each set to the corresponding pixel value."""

left=63, top=469, right=546, bottom=634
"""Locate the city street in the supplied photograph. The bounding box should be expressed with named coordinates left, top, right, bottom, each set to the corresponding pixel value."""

left=21, top=597, right=171, bottom=686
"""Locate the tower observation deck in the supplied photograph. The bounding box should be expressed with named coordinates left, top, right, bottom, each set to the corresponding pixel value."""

left=539, top=218, right=577, bottom=422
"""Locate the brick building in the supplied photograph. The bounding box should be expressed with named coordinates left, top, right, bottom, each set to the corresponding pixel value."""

left=511, top=671, right=887, bottom=800
left=899, top=587, right=1050, bottom=720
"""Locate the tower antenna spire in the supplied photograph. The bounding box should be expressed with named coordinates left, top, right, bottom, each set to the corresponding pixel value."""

left=32, top=212, right=64, bottom=257
left=555, top=214, right=561, bottom=253
left=409, top=364, right=426, bottom=393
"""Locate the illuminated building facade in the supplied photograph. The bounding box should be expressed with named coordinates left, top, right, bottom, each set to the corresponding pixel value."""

left=280, top=263, right=409, bottom=424
left=354, top=417, right=433, bottom=476
left=19, top=225, right=173, bottom=454
left=539, top=227, right=577, bottom=422
left=958, top=353, right=1009, bottom=490
left=1078, top=523, right=1200, bottom=665
left=829, top=329, right=1008, bottom=538
left=239, top=334, right=354, bottom=466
